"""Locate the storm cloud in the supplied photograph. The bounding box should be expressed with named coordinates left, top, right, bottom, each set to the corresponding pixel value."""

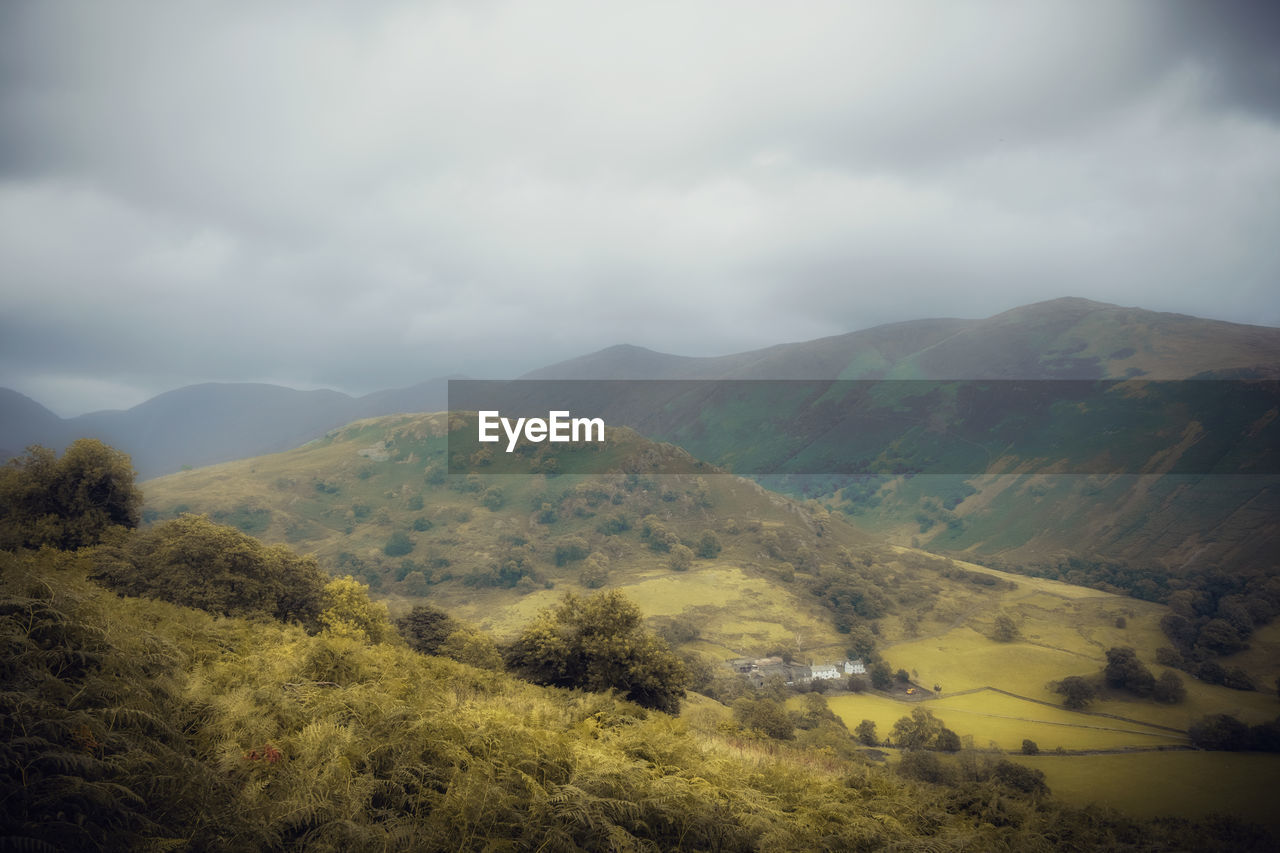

left=2, top=0, right=1278, bottom=415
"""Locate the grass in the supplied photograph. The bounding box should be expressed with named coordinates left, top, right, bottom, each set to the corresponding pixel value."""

left=1019, top=752, right=1280, bottom=832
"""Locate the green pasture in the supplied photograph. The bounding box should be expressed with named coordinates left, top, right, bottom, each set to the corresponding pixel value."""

left=1019, top=752, right=1280, bottom=832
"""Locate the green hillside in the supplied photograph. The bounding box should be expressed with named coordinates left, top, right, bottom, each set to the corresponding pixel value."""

left=134, top=416, right=1280, bottom=833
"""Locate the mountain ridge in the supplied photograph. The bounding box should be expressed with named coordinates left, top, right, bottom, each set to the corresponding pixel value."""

left=5, top=297, right=1279, bottom=479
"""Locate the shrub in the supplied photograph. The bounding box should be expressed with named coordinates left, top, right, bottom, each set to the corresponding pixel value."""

left=505, top=591, right=689, bottom=714
left=384, top=531, right=414, bottom=557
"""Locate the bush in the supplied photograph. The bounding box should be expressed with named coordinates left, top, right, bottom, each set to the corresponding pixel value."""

left=1153, top=671, right=1186, bottom=704
left=1053, top=675, right=1095, bottom=710
left=696, top=530, right=722, bottom=559
left=92, top=514, right=328, bottom=628
left=505, top=591, right=689, bottom=713
left=669, top=544, right=693, bottom=572
left=1021, top=739, right=1039, bottom=755
left=855, top=719, right=878, bottom=746
left=0, top=440, right=143, bottom=551
left=384, top=531, right=414, bottom=556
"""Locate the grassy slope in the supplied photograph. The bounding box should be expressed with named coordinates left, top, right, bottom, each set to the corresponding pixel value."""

left=140, top=413, right=1280, bottom=830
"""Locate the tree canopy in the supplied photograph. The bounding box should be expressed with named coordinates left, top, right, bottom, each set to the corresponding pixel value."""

left=504, top=590, right=689, bottom=713
left=0, top=440, right=142, bottom=551
left=93, top=513, right=329, bottom=628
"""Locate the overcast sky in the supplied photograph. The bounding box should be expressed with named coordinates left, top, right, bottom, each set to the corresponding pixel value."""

left=2, top=1, right=1279, bottom=416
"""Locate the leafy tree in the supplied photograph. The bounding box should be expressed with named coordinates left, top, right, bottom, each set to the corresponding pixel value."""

left=991, top=612, right=1019, bottom=642
left=439, top=627, right=503, bottom=670
left=895, top=668, right=910, bottom=684
left=696, top=529, right=722, bottom=559
left=855, top=719, right=879, bottom=746
left=1053, top=675, right=1095, bottom=710
left=320, top=575, right=393, bottom=643
left=554, top=535, right=589, bottom=566
left=1103, top=647, right=1155, bottom=697
left=733, top=696, right=794, bottom=740
left=1153, top=670, right=1186, bottom=704
left=934, top=727, right=962, bottom=752
left=504, top=591, right=689, bottom=713
left=668, top=543, right=693, bottom=572
left=384, top=531, right=414, bottom=556
left=579, top=553, right=609, bottom=588
left=1189, top=714, right=1251, bottom=751
left=0, top=440, right=142, bottom=551
left=890, top=707, right=945, bottom=750
left=93, top=513, right=328, bottom=627
left=1021, top=739, right=1039, bottom=755
left=992, top=760, right=1049, bottom=796
left=481, top=487, right=505, bottom=510
left=395, top=604, right=459, bottom=655
left=1197, top=618, right=1247, bottom=655
left=870, top=660, right=893, bottom=690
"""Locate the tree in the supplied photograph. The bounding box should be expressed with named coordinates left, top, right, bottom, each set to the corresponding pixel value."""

left=668, top=544, right=693, bottom=572
left=696, top=530, right=722, bottom=559
left=1104, top=647, right=1155, bottom=697
left=733, top=697, right=794, bottom=740
left=320, top=575, right=393, bottom=643
left=855, top=719, right=879, bottom=746
left=504, top=591, right=689, bottom=713
left=1188, top=714, right=1251, bottom=751
left=396, top=604, right=459, bottom=655
left=1153, top=671, right=1186, bottom=704
left=93, top=514, right=328, bottom=627
left=991, top=612, right=1019, bottom=643
left=1054, top=675, right=1095, bottom=710
left=890, top=707, right=945, bottom=750
left=0, top=440, right=142, bottom=551
left=384, top=531, right=414, bottom=557
left=1021, top=739, right=1039, bottom=755
left=870, top=661, right=894, bottom=690
left=934, top=727, right=961, bottom=752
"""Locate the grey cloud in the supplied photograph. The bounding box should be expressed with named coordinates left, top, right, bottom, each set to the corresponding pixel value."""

left=1, top=0, right=1278, bottom=415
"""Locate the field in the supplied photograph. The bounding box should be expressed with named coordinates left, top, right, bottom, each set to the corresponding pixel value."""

left=1020, top=752, right=1280, bottom=832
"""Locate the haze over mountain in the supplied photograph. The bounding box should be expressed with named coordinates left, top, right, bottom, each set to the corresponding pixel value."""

left=4, top=298, right=1278, bottom=480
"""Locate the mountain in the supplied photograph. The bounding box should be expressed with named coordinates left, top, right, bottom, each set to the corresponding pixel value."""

left=0, top=387, right=67, bottom=459
left=5, top=298, right=1279, bottom=567
left=524, top=298, right=1280, bottom=381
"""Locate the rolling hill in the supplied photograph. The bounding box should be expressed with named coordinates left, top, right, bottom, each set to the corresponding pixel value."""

left=137, top=412, right=1280, bottom=833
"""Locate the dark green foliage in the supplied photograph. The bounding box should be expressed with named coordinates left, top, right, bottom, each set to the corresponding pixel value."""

left=695, top=529, right=722, bottom=558
left=480, top=486, right=505, bottom=511
left=733, top=696, right=795, bottom=740
left=890, top=707, right=952, bottom=750
left=1197, top=618, right=1247, bottom=655
left=0, top=440, right=143, bottom=551
left=406, top=494, right=424, bottom=511
left=894, top=668, right=910, bottom=684
left=505, top=591, right=689, bottom=714
left=991, top=612, right=1019, bottom=642
left=0, top=550, right=256, bottom=850
left=395, top=604, right=459, bottom=655
left=553, top=535, right=589, bottom=566
left=412, top=516, right=433, bottom=531
left=595, top=513, right=630, bottom=535
left=1053, top=675, right=1095, bottom=709
left=1021, top=739, right=1039, bottom=755
left=1103, top=647, right=1156, bottom=697
left=991, top=760, right=1049, bottom=796
left=92, top=513, right=328, bottom=628
left=854, top=719, right=878, bottom=745
left=668, top=543, right=693, bottom=571
left=1153, top=670, right=1187, bottom=704
left=383, top=531, right=414, bottom=556
left=1189, top=714, right=1252, bottom=751
left=870, top=660, right=893, bottom=690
